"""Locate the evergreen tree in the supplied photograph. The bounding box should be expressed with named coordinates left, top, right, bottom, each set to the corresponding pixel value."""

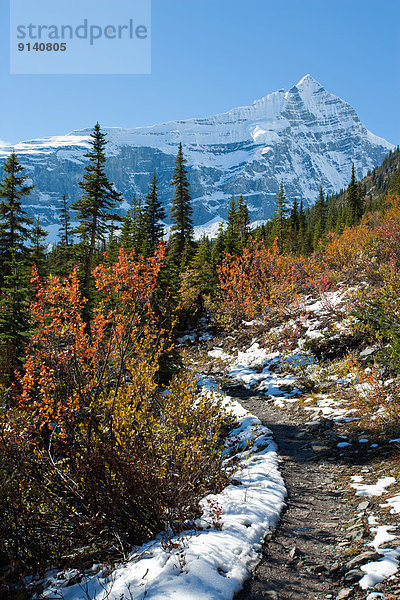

left=106, top=219, right=120, bottom=264
left=30, top=217, right=47, bottom=277
left=142, top=172, right=165, bottom=256
left=289, top=198, right=299, bottom=252
left=131, top=196, right=146, bottom=252
left=72, top=123, right=123, bottom=295
left=120, top=209, right=135, bottom=251
left=390, top=167, right=400, bottom=195
left=311, top=186, right=327, bottom=248
left=59, top=193, right=72, bottom=247
left=326, top=203, right=337, bottom=233
left=169, top=143, right=194, bottom=267
left=211, top=222, right=226, bottom=264
left=120, top=195, right=146, bottom=253
left=49, top=195, right=74, bottom=276
left=271, top=181, right=289, bottom=249
left=188, top=236, right=217, bottom=297
left=346, top=164, right=362, bottom=226
left=0, top=152, right=34, bottom=278
left=225, top=197, right=239, bottom=254
left=0, top=251, right=30, bottom=390
left=298, top=199, right=306, bottom=237
left=236, top=195, right=250, bottom=247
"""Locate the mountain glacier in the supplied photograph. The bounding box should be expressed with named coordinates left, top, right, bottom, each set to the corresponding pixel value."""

left=0, top=74, right=394, bottom=231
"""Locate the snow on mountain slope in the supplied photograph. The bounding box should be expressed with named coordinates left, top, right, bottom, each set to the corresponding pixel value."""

left=0, top=75, right=394, bottom=231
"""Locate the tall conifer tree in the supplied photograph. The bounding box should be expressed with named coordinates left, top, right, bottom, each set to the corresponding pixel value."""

left=30, top=217, right=47, bottom=277
left=225, top=197, right=238, bottom=254
left=169, top=143, right=194, bottom=266
left=0, top=152, right=33, bottom=276
left=271, top=181, right=289, bottom=249
left=346, top=164, right=362, bottom=226
left=142, top=172, right=165, bottom=256
left=59, top=193, right=72, bottom=247
left=289, top=198, right=299, bottom=252
left=72, top=123, right=123, bottom=295
left=236, top=195, right=250, bottom=247
left=0, top=251, right=30, bottom=388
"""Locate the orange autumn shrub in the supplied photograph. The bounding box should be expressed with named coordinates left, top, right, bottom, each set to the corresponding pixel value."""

left=20, top=245, right=165, bottom=438
left=318, top=221, right=376, bottom=281
left=215, top=239, right=312, bottom=326
left=347, top=355, right=400, bottom=435
left=320, top=193, right=400, bottom=283
left=0, top=244, right=231, bottom=581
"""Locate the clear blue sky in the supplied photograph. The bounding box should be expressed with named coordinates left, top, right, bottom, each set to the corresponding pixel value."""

left=1, top=0, right=399, bottom=145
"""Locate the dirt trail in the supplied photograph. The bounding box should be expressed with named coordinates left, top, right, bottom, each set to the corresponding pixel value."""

left=225, top=382, right=368, bottom=600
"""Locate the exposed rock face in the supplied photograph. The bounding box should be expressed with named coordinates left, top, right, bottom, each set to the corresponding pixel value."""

left=0, top=74, right=394, bottom=233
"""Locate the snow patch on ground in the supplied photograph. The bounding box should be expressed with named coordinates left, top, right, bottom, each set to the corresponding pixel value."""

left=383, top=494, right=400, bottom=514
left=39, top=380, right=286, bottom=600
left=350, top=476, right=396, bottom=497
left=346, top=475, right=400, bottom=591
left=359, top=548, right=400, bottom=589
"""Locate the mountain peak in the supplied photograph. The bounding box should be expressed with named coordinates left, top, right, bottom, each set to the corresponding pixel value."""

left=0, top=77, right=394, bottom=238
left=296, top=74, right=323, bottom=90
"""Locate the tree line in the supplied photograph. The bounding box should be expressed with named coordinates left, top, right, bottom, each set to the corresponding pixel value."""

left=1, top=123, right=399, bottom=388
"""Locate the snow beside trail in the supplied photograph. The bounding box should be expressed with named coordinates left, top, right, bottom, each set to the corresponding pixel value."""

left=346, top=474, right=400, bottom=590
left=383, top=493, right=400, bottom=514
left=350, top=476, right=396, bottom=497
left=40, top=381, right=286, bottom=600
left=204, top=306, right=400, bottom=594
left=360, top=549, right=400, bottom=589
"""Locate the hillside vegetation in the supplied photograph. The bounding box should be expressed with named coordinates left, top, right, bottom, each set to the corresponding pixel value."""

left=0, top=124, right=399, bottom=598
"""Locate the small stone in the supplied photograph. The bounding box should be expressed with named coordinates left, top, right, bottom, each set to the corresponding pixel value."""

left=343, top=569, right=363, bottom=583
left=288, top=545, right=302, bottom=560
left=359, top=347, right=375, bottom=359
left=357, top=500, right=369, bottom=511
left=328, top=562, right=341, bottom=574
left=314, top=564, right=328, bottom=574
left=311, top=443, right=330, bottom=452
left=336, top=589, right=353, bottom=600
left=347, top=528, right=366, bottom=541
left=345, top=551, right=381, bottom=570
left=346, top=522, right=364, bottom=532
left=261, top=591, right=279, bottom=600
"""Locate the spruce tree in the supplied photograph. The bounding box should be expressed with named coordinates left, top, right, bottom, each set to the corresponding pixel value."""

left=225, top=197, right=239, bottom=254
left=59, top=193, right=72, bottom=247
left=0, top=251, right=30, bottom=390
left=131, top=196, right=146, bottom=252
left=289, top=198, right=299, bottom=252
left=72, top=123, right=123, bottom=295
left=189, top=236, right=217, bottom=297
left=211, top=222, right=226, bottom=264
left=169, top=143, right=194, bottom=267
left=390, top=167, right=400, bottom=195
left=142, top=172, right=165, bottom=256
left=120, top=195, right=146, bottom=253
left=271, top=181, right=289, bottom=250
left=346, top=164, right=362, bottom=226
left=326, top=203, right=337, bottom=233
left=311, top=186, right=327, bottom=248
left=30, top=217, right=47, bottom=277
left=0, top=152, right=34, bottom=278
left=236, top=195, right=250, bottom=247
left=120, top=208, right=135, bottom=251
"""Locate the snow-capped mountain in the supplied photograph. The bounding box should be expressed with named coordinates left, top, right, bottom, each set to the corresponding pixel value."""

left=0, top=75, right=394, bottom=231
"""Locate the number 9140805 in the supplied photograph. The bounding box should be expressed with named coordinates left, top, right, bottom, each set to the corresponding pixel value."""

left=18, top=42, right=67, bottom=51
